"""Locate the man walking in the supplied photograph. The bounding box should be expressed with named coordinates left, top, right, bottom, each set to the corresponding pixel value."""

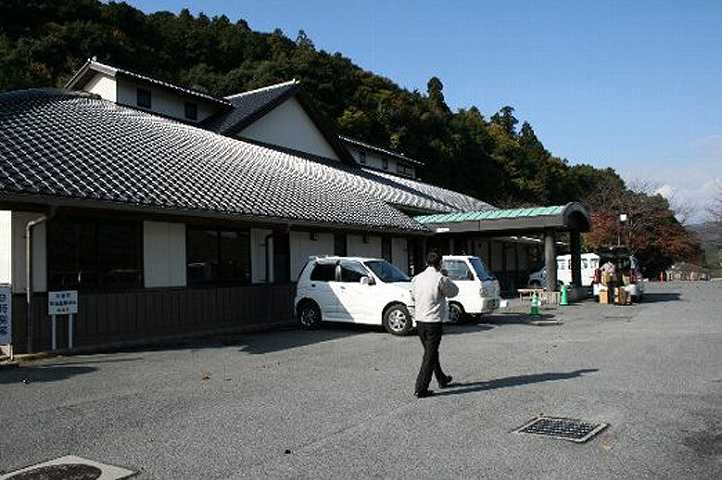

left=411, top=251, right=459, bottom=398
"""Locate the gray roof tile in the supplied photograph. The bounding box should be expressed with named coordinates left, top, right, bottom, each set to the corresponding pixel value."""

left=0, top=89, right=426, bottom=232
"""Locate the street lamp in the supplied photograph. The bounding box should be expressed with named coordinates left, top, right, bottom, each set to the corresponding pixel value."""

left=618, top=213, right=628, bottom=246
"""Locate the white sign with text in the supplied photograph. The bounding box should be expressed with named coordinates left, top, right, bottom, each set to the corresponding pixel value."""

left=48, top=290, right=78, bottom=315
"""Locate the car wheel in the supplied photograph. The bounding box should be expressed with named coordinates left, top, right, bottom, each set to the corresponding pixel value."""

left=298, top=301, right=322, bottom=330
left=448, top=302, right=466, bottom=324
left=383, top=304, right=413, bottom=336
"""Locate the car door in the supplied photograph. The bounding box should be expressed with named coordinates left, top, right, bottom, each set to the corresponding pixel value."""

left=442, top=259, right=476, bottom=310
left=308, top=262, right=340, bottom=321
left=330, top=260, right=372, bottom=323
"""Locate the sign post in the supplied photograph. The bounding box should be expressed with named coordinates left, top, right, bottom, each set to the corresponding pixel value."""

left=48, top=290, right=78, bottom=351
left=0, top=284, right=12, bottom=360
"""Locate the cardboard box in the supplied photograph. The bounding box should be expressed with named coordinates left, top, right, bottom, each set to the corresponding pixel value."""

left=615, top=287, right=630, bottom=305
left=599, top=288, right=613, bottom=304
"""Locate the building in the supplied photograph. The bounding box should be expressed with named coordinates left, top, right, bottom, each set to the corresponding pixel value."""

left=0, top=59, right=590, bottom=354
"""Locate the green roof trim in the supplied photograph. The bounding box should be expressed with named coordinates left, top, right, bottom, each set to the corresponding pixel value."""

left=415, top=205, right=566, bottom=224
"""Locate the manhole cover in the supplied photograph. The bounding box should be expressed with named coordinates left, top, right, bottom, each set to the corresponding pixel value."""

left=514, top=416, right=608, bottom=443
left=0, top=456, right=135, bottom=480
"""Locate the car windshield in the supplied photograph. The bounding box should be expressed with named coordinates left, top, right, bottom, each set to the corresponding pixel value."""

left=469, top=257, right=494, bottom=281
left=364, top=260, right=410, bottom=283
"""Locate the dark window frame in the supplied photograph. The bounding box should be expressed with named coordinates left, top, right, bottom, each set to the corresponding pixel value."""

left=184, top=101, right=198, bottom=121
left=186, top=226, right=252, bottom=286
left=47, top=216, right=144, bottom=292
left=136, top=87, right=152, bottom=109
left=382, top=237, right=392, bottom=262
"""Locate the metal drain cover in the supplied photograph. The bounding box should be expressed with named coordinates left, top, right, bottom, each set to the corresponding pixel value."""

left=514, top=416, right=608, bottom=443
left=0, top=456, right=135, bottom=480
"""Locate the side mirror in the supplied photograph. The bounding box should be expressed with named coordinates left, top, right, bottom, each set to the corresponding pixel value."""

left=360, top=276, right=375, bottom=286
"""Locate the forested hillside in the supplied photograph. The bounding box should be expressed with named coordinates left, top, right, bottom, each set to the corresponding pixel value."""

left=0, top=0, right=701, bottom=273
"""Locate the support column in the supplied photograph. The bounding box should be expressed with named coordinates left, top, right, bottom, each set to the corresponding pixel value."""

left=570, top=230, right=582, bottom=288
left=544, top=229, right=557, bottom=292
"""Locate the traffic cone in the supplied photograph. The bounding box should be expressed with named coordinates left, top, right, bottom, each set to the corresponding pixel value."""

left=530, top=292, right=541, bottom=316
left=560, top=285, right=569, bottom=306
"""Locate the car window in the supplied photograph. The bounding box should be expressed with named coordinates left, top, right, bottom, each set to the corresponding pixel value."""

left=364, top=260, right=409, bottom=283
left=339, top=261, right=369, bottom=282
left=310, top=263, right=336, bottom=282
left=469, top=257, right=493, bottom=281
left=442, top=259, right=473, bottom=281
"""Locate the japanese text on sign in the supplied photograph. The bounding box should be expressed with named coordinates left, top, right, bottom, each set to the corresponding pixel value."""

left=48, top=290, right=78, bottom=315
left=0, top=284, right=11, bottom=344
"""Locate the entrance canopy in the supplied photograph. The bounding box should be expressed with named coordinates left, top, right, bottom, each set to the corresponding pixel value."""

left=414, top=202, right=591, bottom=235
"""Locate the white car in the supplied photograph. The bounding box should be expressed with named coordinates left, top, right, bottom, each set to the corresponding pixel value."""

left=441, top=255, right=501, bottom=322
left=295, top=256, right=415, bottom=335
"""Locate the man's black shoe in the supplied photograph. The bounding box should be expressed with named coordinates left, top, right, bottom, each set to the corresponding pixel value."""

left=439, top=375, right=453, bottom=388
left=414, top=390, right=435, bottom=398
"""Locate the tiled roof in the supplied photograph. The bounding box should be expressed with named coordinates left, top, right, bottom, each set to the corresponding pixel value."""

left=365, top=169, right=495, bottom=213
left=202, top=80, right=299, bottom=136
left=0, top=89, right=427, bottom=233
left=65, top=59, right=232, bottom=107
left=340, top=136, right=425, bottom=166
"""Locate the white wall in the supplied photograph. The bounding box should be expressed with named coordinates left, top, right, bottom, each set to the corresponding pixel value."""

left=239, top=97, right=340, bottom=161
left=289, top=231, right=334, bottom=279
left=143, top=222, right=186, bottom=288
left=84, top=73, right=117, bottom=102
left=116, top=79, right=219, bottom=123
left=347, top=234, right=382, bottom=259
left=392, top=237, right=408, bottom=273
left=11, top=212, right=47, bottom=293
left=0, top=211, right=11, bottom=284
left=250, top=228, right=272, bottom=283
left=347, top=145, right=416, bottom=178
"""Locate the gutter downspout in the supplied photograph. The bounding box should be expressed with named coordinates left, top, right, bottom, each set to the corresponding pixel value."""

left=25, top=207, right=56, bottom=354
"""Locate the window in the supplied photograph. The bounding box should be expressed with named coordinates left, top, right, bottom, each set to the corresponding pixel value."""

left=469, top=257, right=493, bottom=281
left=47, top=217, right=143, bottom=290
left=382, top=237, right=392, bottom=262
left=339, top=260, right=368, bottom=283
left=442, top=259, right=473, bottom=281
left=581, top=258, right=589, bottom=269
left=358, top=151, right=367, bottom=165
left=397, top=161, right=415, bottom=177
left=382, top=158, right=389, bottom=170
left=364, top=260, right=409, bottom=283
left=184, top=102, right=198, bottom=121
left=334, top=233, right=347, bottom=257
left=310, top=263, right=336, bottom=282
left=136, top=88, right=151, bottom=108
left=187, top=227, right=250, bottom=285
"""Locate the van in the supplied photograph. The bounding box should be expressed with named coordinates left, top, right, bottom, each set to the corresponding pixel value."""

left=441, top=255, right=501, bottom=322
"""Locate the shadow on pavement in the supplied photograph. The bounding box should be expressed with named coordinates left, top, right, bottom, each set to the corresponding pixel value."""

left=444, top=323, right=496, bottom=335
left=0, top=365, right=96, bottom=385
left=434, top=368, right=598, bottom=397
left=480, top=312, right=556, bottom=325
left=237, top=325, right=367, bottom=354
left=640, top=292, right=681, bottom=303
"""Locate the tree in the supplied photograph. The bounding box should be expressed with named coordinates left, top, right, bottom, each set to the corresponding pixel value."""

left=426, top=76, right=450, bottom=116
left=490, top=106, right=518, bottom=137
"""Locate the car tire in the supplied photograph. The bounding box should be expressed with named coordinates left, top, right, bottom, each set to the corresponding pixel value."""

left=448, top=302, right=466, bottom=324
left=383, top=304, right=413, bottom=336
left=297, top=300, right=322, bottom=330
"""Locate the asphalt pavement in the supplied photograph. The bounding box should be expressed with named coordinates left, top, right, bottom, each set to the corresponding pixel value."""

left=1, top=281, right=720, bottom=479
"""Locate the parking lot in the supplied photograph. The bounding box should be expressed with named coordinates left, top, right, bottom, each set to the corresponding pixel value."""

left=1, top=281, right=721, bottom=479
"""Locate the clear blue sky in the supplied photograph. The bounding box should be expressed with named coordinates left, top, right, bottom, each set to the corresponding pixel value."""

left=128, top=0, right=721, bottom=221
